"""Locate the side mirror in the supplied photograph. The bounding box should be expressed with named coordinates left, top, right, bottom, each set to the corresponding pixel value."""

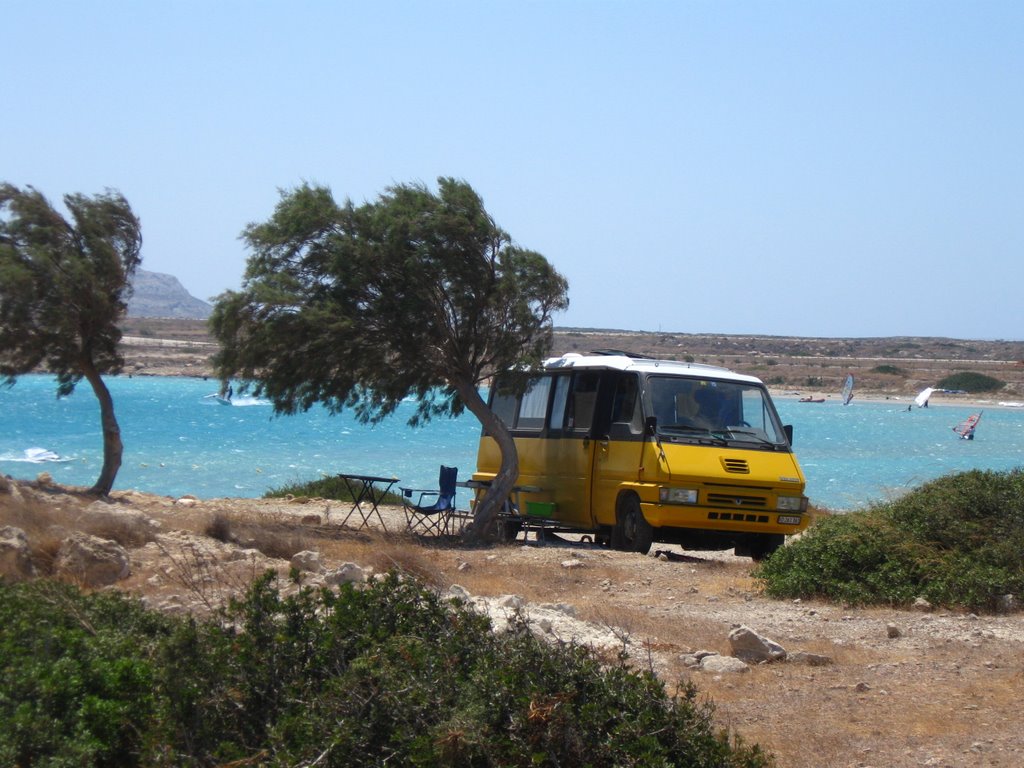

left=784, top=424, right=793, bottom=444
left=645, top=416, right=658, bottom=436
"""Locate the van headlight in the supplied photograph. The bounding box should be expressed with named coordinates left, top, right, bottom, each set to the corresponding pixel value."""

left=776, top=496, right=808, bottom=512
left=660, top=487, right=698, bottom=505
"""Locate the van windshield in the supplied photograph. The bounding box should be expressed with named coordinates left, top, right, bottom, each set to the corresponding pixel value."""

left=646, top=376, right=788, bottom=447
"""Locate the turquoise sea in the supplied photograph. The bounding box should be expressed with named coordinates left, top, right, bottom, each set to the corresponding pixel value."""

left=2, top=374, right=1023, bottom=511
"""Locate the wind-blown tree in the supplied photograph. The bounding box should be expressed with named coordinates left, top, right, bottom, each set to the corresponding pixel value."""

left=211, top=178, right=568, bottom=538
left=0, top=184, right=142, bottom=496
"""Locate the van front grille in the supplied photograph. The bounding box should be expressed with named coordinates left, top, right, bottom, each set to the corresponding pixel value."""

left=708, top=511, right=771, bottom=524
left=706, top=493, right=768, bottom=509
left=721, top=458, right=750, bottom=474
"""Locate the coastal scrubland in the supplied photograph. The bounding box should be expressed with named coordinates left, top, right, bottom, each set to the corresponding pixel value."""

left=3, top=470, right=1023, bottom=767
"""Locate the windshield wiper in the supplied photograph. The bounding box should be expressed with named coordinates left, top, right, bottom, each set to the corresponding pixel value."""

left=724, top=428, right=779, bottom=447
left=660, top=425, right=728, bottom=445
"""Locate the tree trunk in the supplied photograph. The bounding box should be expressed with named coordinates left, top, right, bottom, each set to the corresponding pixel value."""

left=454, top=380, right=518, bottom=543
left=80, top=359, right=123, bottom=496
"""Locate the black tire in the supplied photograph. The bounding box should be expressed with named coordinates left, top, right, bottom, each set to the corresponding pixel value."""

left=612, top=495, right=653, bottom=554
left=748, top=534, right=784, bottom=562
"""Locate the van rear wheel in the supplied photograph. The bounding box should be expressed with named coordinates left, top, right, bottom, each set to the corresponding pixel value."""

left=612, top=496, right=653, bottom=554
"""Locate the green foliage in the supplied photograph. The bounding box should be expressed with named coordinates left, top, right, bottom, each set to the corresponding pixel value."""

left=756, top=469, right=1024, bottom=611
left=0, top=184, right=142, bottom=394
left=0, top=581, right=170, bottom=766
left=264, top=475, right=403, bottom=505
left=1, top=574, right=772, bottom=767
left=0, top=183, right=142, bottom=494
left=210, top=178, right=568, bottom=427
left=936, top=371, right=1004, bottom=393
left=870, top=364, right=907, bottom=376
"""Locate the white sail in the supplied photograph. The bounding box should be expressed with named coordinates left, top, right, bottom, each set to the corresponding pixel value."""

left=914, top=387, right=936, bottom=408
left=841, top=374, right=855, bottom=405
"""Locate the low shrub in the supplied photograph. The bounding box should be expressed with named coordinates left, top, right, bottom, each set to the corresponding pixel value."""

left=870, top=364, right=906, bottom=376
left=1, top=574, right=773, bottom=767
left=936, top=371, right=1004, bottom=393
left=265, top=475, right=404, bottom=505
left=756, top=469, right=1024, bottom=612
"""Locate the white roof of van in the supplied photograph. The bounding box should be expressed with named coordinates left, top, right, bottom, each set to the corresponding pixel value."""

left=542, top=352, right=763, bottom=385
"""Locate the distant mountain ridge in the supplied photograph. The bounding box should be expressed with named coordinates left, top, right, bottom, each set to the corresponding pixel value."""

left=127, top=269, right=212, bottom=319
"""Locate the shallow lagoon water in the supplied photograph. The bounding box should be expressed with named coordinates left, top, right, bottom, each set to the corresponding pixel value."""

left=2, top=374, right=1022, bottom=511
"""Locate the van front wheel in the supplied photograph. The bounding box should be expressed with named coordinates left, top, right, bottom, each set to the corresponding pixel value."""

left=612, top=496, right=653, bottom=554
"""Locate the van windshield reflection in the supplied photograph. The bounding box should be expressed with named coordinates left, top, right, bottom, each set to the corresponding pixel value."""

left=646, top=376, right=786, bottom=446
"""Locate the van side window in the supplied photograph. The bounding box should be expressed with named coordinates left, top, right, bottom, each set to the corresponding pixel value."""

left=611, top=374, right=640, bottom=426
left=489, top=385, right=518, bottom=429
left=516, top=377, right=552, bottom=431
left=567, top=372, right=600, bottom=432
left=548, top=375, right=571, bottom=432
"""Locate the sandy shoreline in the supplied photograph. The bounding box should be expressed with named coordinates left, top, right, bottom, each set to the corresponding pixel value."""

left=771, top=389, right=1023, bottom=410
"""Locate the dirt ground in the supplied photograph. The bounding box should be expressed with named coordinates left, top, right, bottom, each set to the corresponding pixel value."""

left=4, top=479, right=1022, bottom=768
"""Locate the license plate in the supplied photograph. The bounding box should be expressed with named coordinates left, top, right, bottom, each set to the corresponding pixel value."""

left=778, top=515, right=802, bottom=525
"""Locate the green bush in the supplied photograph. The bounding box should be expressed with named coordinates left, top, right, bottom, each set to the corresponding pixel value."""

left=870, top=364, right=906, bottom=376
left=0, top=581, right=172, bottom=767
left=936, top=371, right=1004, bottom=393
left=756, top=469, right=1024, bottom=611
left=0, top=574, right=772, bottom=767
left=265, top=475, right=404, bottom=505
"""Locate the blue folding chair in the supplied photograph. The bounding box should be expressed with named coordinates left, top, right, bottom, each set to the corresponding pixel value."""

left=401, top=466, right=458, bottom=536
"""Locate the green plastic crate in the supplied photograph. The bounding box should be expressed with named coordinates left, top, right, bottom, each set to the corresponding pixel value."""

left=526, top=501, right=557, bottom=518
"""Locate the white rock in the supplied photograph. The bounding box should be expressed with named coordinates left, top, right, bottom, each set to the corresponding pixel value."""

left=290, top=550, right=324, bottom=573
left=701, top=654, right=750, bottom=674
left=325, top=562, right=366, bottom=585
left=728, top=625, right=787, bottom=663
left=448, top=584, right=472, bottom=600
left=54, top=532, right=130, bottom=586
left=0, top=526, right=36, bottom=580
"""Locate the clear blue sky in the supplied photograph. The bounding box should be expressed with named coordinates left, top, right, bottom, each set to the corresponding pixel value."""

left=5, top=1, right=1022, bottom=340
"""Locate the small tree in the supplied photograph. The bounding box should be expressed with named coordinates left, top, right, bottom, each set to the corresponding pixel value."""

left=0, top=184, right=142, bottom=495
left=211, top=178, right=568, bottom=537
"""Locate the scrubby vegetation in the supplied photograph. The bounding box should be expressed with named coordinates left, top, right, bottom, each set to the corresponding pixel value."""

left=870, top=364, right=907, bottom=376
left=756, top=469, right=1024, bottom=611
left=936, top=371, right=1004, bottom=393
left=0, top=573, right=772, bottom=767
left=265, top=475, right=404, bottom=505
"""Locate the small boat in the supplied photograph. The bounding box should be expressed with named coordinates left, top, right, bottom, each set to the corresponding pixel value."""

left=798, top=397, right=825, bottom=403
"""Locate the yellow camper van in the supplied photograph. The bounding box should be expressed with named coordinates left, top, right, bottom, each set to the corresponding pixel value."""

left=474, top=352, right=809, bottom=560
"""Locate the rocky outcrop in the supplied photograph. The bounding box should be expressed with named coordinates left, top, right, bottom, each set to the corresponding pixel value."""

left=54, top=532, right=131, bottom=587
left=0, top=526, right=36, bottom=580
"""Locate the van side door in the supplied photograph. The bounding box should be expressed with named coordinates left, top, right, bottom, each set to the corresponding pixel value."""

left=544, top=370, right=600, bottom=526
left=591, top=371, right=644, bottom=526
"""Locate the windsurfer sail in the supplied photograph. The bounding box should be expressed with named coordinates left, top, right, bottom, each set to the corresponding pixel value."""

left=914, top=387, right=936, bottom=408
left=953, top=412, right=982, bottom=440
left=841, top=374, right=855, bottom=405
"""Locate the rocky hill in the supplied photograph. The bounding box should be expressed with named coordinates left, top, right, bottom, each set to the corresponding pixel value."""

left=127, top=269, right=212, bottom=319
